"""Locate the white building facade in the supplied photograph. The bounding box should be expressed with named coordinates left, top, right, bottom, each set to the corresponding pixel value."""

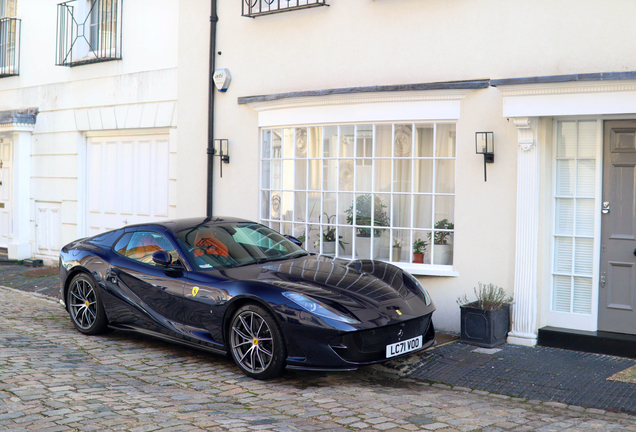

left=3, top=0, right=636, bottom=350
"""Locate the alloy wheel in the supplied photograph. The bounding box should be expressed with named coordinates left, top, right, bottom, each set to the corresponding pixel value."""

left=69, top=278, right=98, bottom=330
left=230, top=310, right=274, bottom=374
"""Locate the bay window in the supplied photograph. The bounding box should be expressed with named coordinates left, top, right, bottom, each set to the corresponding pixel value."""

left=260, top=122, right=456, bottom=269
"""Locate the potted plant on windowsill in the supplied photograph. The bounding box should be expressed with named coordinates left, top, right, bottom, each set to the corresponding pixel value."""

left=412, top=238, right=428, bottom=264
left=392, top=238, right=402, bottom=262
left=317, top=213, right=347, bottom=255
left=344, top=194, right=389, bottom=259
left=457, top=283, right=513, bottom=348
left=430, top=218, right=454, bottom=265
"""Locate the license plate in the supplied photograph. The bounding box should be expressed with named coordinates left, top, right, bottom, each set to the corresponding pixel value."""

left=386, top=335, right=423, bottom=358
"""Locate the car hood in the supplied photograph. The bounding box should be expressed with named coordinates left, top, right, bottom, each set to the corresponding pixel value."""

left=213, top=255, right=432, bottom=319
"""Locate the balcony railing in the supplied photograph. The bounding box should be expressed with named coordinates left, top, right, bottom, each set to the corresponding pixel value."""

left=0, top=18, right=20, bottom=78
left=242, top=0, right=328, bottom=18
left=56, top=0, right=122, bottom=67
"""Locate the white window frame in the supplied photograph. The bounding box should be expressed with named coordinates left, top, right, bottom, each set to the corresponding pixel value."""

left=547, top=117, right=603, bottom=332
left=259, top=121, right=458, bottom=276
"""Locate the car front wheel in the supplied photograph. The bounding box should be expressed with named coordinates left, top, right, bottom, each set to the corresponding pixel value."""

left=67, top=273, right=108, bottom=335
left=229, top=304, right=286, bottom=379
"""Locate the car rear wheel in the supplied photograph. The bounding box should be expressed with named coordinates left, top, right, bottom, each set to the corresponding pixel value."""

left=229, top=304, right=286, bottom=379
left=67, top=273, right=108, bottom=335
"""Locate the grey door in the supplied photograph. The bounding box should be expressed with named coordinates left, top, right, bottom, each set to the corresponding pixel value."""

left=598, top=121, right=636, bottom=334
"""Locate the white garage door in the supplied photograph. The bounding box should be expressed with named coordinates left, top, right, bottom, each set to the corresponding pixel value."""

left=87, top=134, right=170, bottom=236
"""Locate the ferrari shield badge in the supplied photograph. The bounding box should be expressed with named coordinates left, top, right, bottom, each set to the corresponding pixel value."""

left=192, top=286, right=199, bottom=297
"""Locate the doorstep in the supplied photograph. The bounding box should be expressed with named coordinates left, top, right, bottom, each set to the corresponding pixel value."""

left=538, top=326, right=636, bottom=359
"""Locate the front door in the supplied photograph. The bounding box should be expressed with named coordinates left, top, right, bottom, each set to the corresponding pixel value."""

left=598, top=121, right=636, bottom=334
left=0, top=139, right=12, bottom=248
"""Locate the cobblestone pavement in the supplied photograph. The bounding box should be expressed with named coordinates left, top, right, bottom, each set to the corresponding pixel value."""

left=0, top=264, right=59, bottom=297
left=3, top=287, right=636, bottom=431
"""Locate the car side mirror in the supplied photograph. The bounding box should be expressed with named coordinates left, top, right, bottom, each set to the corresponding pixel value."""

left=284, top=235, right=303, bottom=247
left=152, top=250, right=172, bottom=267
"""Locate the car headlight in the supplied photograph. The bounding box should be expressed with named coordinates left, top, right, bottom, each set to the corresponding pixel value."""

left=283, top=292, right=360, bottom=324
left=404, top=273, right=432, bottom=306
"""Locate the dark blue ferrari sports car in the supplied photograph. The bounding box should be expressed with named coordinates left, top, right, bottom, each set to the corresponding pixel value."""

left=59, top=217, right=436, bottom=379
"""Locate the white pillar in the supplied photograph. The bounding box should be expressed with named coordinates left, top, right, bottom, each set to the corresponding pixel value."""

left=507, top=117, right=540, bottom=347
left=8, top=128, right=33, bottom=260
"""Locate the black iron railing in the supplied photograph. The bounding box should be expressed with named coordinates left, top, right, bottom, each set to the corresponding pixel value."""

left=242, top=0, right=328, bottom=18
left=0, top=18, right=20, bottom=78
left=56, top=0, right=122, bottom=67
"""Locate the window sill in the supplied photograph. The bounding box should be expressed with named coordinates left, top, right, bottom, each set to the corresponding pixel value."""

left=389, top=262, right=459, bottom=277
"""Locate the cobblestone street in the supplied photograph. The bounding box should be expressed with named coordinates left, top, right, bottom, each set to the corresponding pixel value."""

left=2, top=286, right=636, bottom=431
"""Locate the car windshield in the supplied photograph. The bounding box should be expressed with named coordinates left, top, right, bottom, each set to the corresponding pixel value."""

left=176, top=222, right=306, bottom=270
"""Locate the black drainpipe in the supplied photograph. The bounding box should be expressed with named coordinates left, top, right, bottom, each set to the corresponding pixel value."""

left=206, top=0, right=218, bottom=217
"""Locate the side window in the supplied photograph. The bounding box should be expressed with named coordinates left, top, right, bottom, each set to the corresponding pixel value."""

left=116, top=231, right=178, bottom=266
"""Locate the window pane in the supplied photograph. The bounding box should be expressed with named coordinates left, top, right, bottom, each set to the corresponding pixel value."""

left=339, top=193, right=354, bottom=225
left=339, top=159, right=354, bottom=191
left=412, top=231, right=431, bottom=264
left=272, top=129, right=282, bottom=158
left=282, top=160, right=294, bottom=190
left=340, top=125, right=355, bottom=157
left=355, top=159, right=372, bottom=191
left=577, top=160, right=596, bottom=197
left=374, top=194, right=391, bottom=229
left=375, top=125, right=392, bottom=157
left=280, top=223, right=293, bottom=236
left=262, top=130, right=271, bottom=158
left=281, top=191, right=293, bottom=221
left=307, top=193, right=321, bottom=223
left=391, top=229, right=409, bottom=262
left=308, top=159, right=321, bottom=190
left=295, top=160, right=307, bottom=190
left=375, top=159, right=391, bottom=192
left=356, top=125, right=372, bottom=158
left=573, top=277, right=592, bottom=314
left=338, top=226, right=353, bottom=258
left=574, top=238, right=593, bottom=276
left=414, top=160, right=433, bottom=193
left=557, top=121, right=576, bottom=158
left=271, top=192, right=281, bottom=220
left=323, top=126, right=337, bottom=158
left=294, top=192, right=306, bottom=222
left=308, top=127, right=322, bottom=158
left=272, top=160, right=281, bottom=189
left=296, top=128, right=308, bottom=158
left=261, top=191, right=270, bottom=219
left=435, top=124, right=456, bottom=157
left=555, top=198, right=574, bottom=235
left=293, top=224, right=307, bottom=247
left=556, top=160, right=574, bottom=196
left=576, top=199, right=594, bottom=237
left=434, top=195, right=454, bottom=225
left=375, top=229, right=390, bottom=261
left=323, top=192, right=337, bottom=225
left=413, top=195, right=432, bottom=229
left=394, top=124, right=413, bottom=157
left=553, top=275, right=571, bottom=312
left=323, top=160, right=338, bottom=191
left=283, top=128, right=293, bottom=158
left=306, top=224, right=319, bottom=253
left=261, top=161, right=270, bottom=189
left=578, top=121, right=596, bottom=158
left=435, top=160, right=455, bottom=193
left=354, top=193, right=372, bottom=227
left=414, top=125, right=433, bottom=157
left=554, top=237, right=573, bottom=273
left=393, top=160, right=412, bottom=193
left=393, top=195, right=411, bottom=228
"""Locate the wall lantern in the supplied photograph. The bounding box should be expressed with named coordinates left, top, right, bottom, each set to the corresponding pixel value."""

left=213, top=139, right=230, bottom=177
left=475, top=132, right=494, bottom=181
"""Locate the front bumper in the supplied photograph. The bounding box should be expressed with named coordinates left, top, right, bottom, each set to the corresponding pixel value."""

left=283, top=312, right=435, bottom=370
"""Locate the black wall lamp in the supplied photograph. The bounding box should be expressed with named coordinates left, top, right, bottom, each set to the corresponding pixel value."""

left=475, top=132, right=494, bottom=181
left=213, top=139, right=230, bottom=177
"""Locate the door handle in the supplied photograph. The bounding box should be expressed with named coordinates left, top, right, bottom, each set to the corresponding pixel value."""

left=602, top=202, right=610, bottom=214
left=600, top=272, right=606, bottom=288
